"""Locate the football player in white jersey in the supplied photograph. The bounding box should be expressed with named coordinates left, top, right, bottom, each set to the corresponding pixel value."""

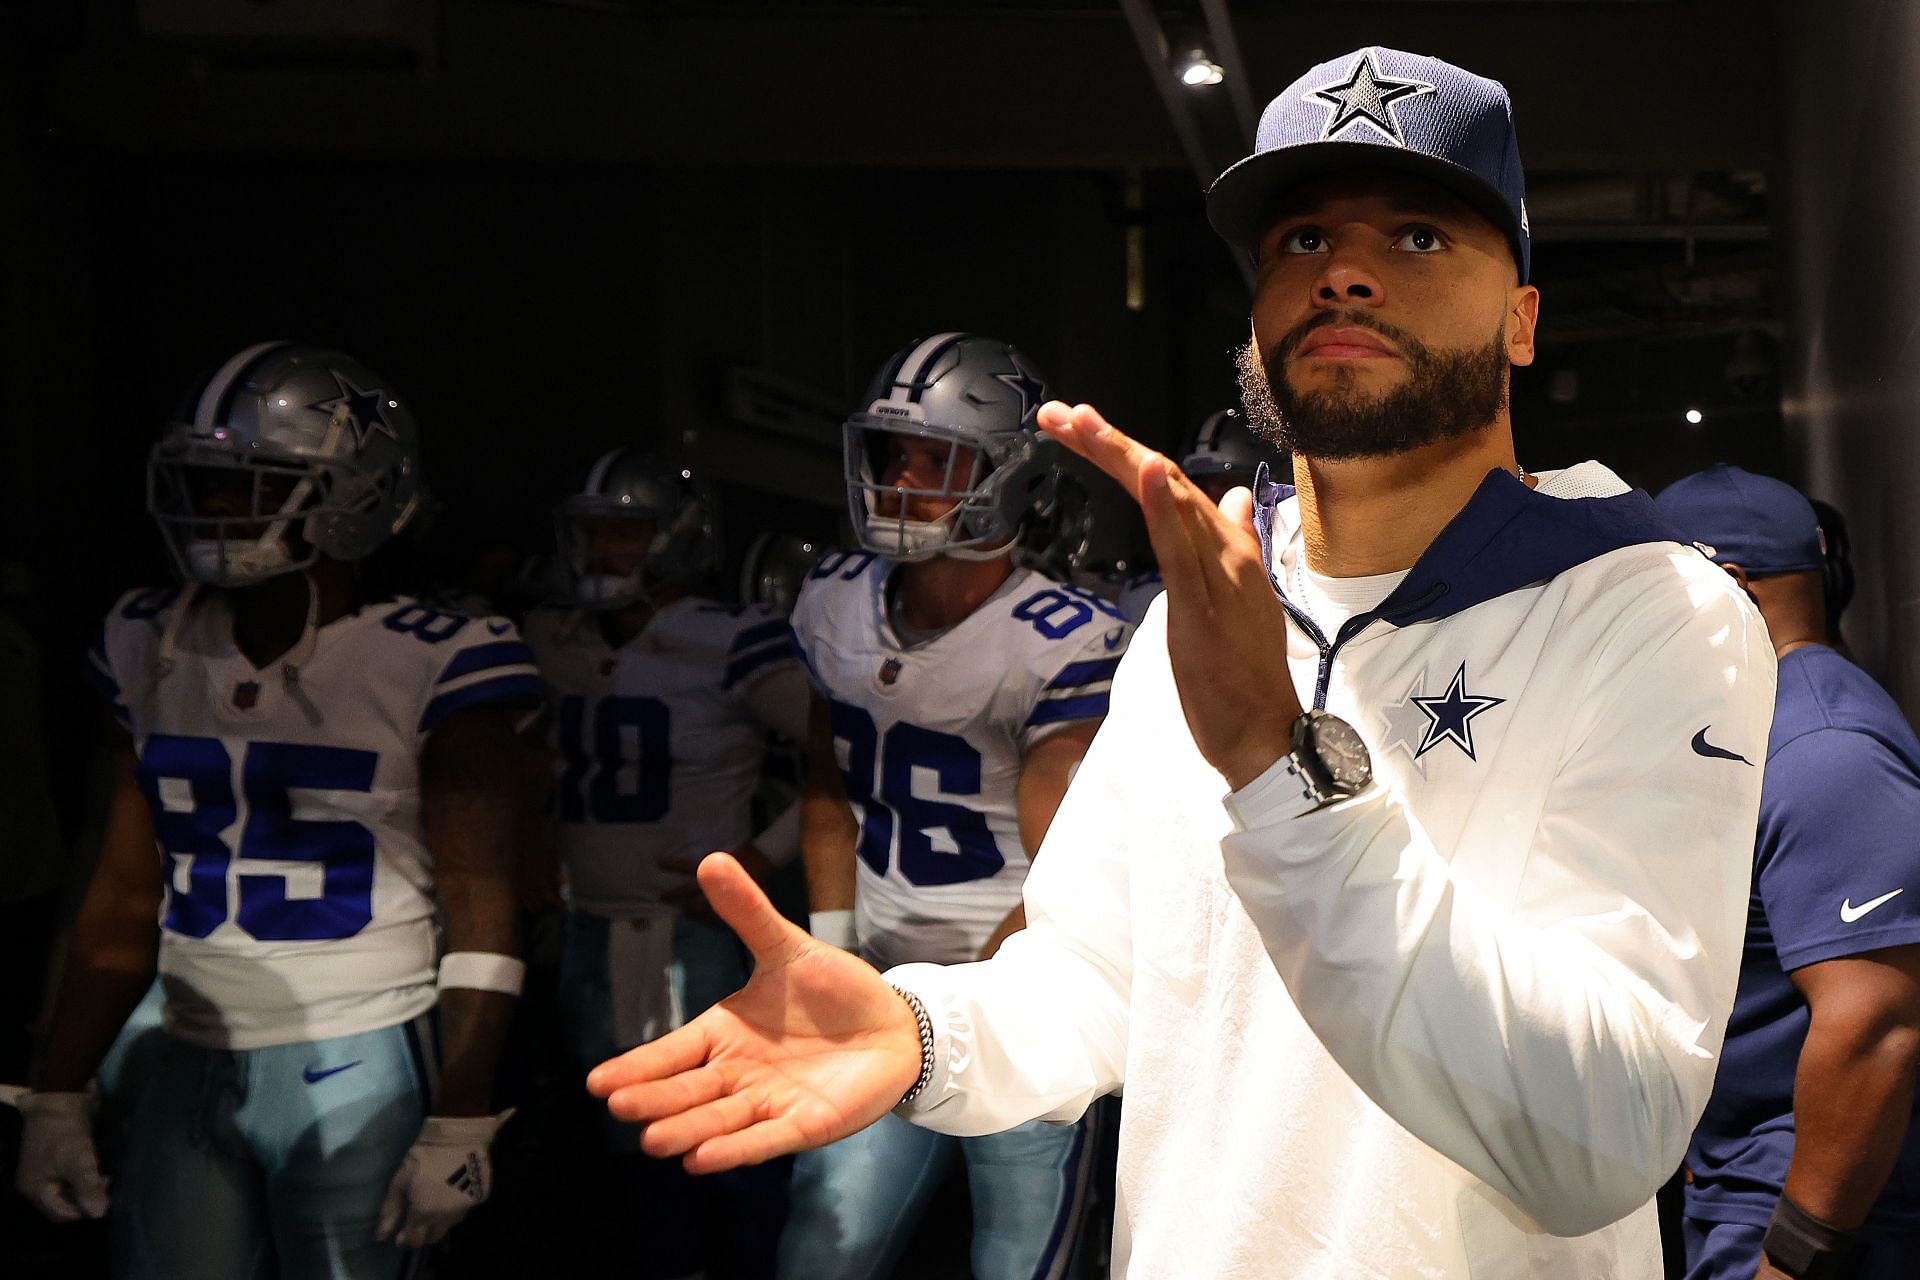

left=14, top=343, right=539, bottom=1279
left=524, top=450, right=809, bottom=1278
left=776, top=334, right=1129, bottom=1280
left=1116, top=408, right=1285, bottom=624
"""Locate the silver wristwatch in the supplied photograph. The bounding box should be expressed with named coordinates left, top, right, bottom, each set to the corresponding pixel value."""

left=1288, top=709, right=1373, bottom=806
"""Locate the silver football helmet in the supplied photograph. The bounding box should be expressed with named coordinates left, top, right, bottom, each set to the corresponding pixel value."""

left=558, top=449, right=718, bottom=610
left=738, top=532, right=822, bottom=617
left=147, top=342, right=422, bottom=587
left=1023, top=472, right=1097, bottom=582
left=1181, top=408, right=1286, bottom=484
left=844, top=333, right=1059, bottom=561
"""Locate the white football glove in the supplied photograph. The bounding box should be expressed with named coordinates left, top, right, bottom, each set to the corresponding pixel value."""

left=14, top=1091, right=110, bottom=1222
left=376, top=1110, right=513, bottom=1250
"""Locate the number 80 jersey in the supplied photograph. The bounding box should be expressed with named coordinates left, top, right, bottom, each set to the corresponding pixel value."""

left=789, top=551, right=1132, bottom=970
left=87, top=588, right=544, bottom=1051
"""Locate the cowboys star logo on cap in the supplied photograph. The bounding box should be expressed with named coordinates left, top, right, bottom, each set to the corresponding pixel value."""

left=1303, top=49, right=1436, bottom=146
left=310, top=369, right=400, bottom=449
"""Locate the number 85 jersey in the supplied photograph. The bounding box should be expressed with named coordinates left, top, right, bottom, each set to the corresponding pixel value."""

left=789, top=551, right=1132, bottom=970
left=87, top=588, right=544, bottom=1051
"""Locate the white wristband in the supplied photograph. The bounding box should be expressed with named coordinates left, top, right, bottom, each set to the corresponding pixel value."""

left=437, top=951, right=526, bottom=997
left=808, top=909, right=856, bottom=951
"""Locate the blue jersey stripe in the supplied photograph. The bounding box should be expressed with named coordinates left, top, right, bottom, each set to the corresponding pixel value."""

left=1024, top=692, right=1111, bottom=728
left=729, top=618, right=789, bottom=654
left=724, top=640, right=795, bottom=689
left=436, top=640, right=537, bottom=686
left=1046, top=657, right=1121, bottom=691
left=419, top=674, right=545, bottom=733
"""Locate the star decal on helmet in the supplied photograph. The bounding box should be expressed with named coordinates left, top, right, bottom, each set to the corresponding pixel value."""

left=1304, top=49, right=1436, bottom=146
left=310, top=370, right=400, bottom=449
left=993, top=352, right=1046, bottom=422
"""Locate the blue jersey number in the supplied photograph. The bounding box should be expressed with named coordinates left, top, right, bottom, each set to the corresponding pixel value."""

left=829, top=702, right=1003, bottom=886
left=382, top=603, right=468, bottom=644
left=1011, top=584, right=1126, bottom=639
left=138, top=736, right=378, bottom=942
left=555, top=694, right=673, bottom=824
left=810, top=550, right=877, bottom=582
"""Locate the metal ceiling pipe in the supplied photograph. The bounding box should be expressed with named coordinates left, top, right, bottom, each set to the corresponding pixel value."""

left=1198, top=0, right=1259, bottom=140
left=1116, top=0, right=1216, bottom=189
left=1116, top=0, right=1254, bottom=290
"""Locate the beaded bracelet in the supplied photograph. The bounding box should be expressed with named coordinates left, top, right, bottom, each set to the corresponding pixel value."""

left=890, top=985, right=936, bottom=1106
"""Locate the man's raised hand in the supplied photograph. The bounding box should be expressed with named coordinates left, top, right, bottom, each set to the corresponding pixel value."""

left=1035, top=400, right=1302, bottom=789
left=586, top=853, right=924, bottom=1174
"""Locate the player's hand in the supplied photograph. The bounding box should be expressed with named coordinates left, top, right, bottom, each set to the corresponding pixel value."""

left=376, top=1110, right=513, bottom=1249
left=663, top=844, right=777, bottom=918
left=1037, top=401, right=1302, bottom=789
left=14, top=1091, right=111, bottom=1222
left=588, top=852, right=923, bottom=1175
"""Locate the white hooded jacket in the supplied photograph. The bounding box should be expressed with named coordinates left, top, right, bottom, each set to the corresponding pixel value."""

left=889, top=461, right=1776, bottom=1278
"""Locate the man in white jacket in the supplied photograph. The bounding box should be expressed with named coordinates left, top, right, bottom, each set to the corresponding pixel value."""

left=588, top=47, right=1776, bottom=1278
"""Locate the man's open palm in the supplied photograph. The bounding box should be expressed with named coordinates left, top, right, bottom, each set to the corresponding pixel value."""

left=587, top=853, right=924, bottom=1174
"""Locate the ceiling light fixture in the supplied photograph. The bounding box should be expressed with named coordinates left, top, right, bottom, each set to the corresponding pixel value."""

left=1173, top=45, right=1224, bottom=87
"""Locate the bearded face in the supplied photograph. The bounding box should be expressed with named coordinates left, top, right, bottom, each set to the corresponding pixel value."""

left=1235, top=311, right=1511, bottom=463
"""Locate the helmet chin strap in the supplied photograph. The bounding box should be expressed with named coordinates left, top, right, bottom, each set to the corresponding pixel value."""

left=940, top=538, right=1017, bottom=562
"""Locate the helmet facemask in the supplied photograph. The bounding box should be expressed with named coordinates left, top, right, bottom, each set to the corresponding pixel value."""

left=845, top=416, right=1040, bottom=562
left=559, top=495, right=710, bottom=611
left=147, top=440, right=401, bottom=588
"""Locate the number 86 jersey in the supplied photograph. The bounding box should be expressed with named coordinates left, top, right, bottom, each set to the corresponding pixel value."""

left=789, top=551, right=1132, bottom=970
left=86, top=588, right=544, bottom=1051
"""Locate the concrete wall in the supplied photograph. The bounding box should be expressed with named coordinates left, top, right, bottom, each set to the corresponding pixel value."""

left=1777, top=0, right=1920, bottom=708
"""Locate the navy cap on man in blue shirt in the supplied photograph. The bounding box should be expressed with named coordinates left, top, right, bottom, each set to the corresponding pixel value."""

left=1654, top=464, right=1826, bottom=577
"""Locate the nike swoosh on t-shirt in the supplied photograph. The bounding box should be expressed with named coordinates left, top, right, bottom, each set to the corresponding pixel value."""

left=1840, top=889, right=1905, bottom=923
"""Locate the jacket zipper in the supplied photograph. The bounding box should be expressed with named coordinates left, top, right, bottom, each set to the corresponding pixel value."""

left=1274, top=580, right=1449, bottom=710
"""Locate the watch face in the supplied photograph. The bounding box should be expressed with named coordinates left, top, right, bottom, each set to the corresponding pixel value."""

left=1313, top=715, right=1373, bottom=790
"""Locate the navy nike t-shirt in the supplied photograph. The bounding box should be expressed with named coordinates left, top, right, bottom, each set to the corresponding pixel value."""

left=1686, top=644, right=1920, bottom=1233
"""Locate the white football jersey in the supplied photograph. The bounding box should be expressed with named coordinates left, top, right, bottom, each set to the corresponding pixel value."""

left=1116, top=570, right=1163, bottom=625
left=87, top=588, right=543, bottom=1051
left=523, top=598, right=798, bottom=919
left=790, top=550, right=1132, bottom=969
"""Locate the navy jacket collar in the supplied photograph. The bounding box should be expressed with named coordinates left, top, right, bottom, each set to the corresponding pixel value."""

left=1253, top=463, right=1684, bottom=627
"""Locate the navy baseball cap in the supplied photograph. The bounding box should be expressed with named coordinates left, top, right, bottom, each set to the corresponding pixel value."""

left=1206, top=47, right=1530, bottom=282
left=1654, top=464, right=1826, bottom=575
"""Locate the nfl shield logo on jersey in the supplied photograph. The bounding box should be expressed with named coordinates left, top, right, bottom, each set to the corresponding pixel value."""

left=879, top=658, right=903, bottom=686
left=232, top=680, right=261, bottom=709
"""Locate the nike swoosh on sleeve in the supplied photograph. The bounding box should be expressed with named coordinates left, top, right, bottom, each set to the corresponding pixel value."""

left=1690, top=727, right=1752, bottom=765
left=1840, top=889, right=1905, bottom=923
